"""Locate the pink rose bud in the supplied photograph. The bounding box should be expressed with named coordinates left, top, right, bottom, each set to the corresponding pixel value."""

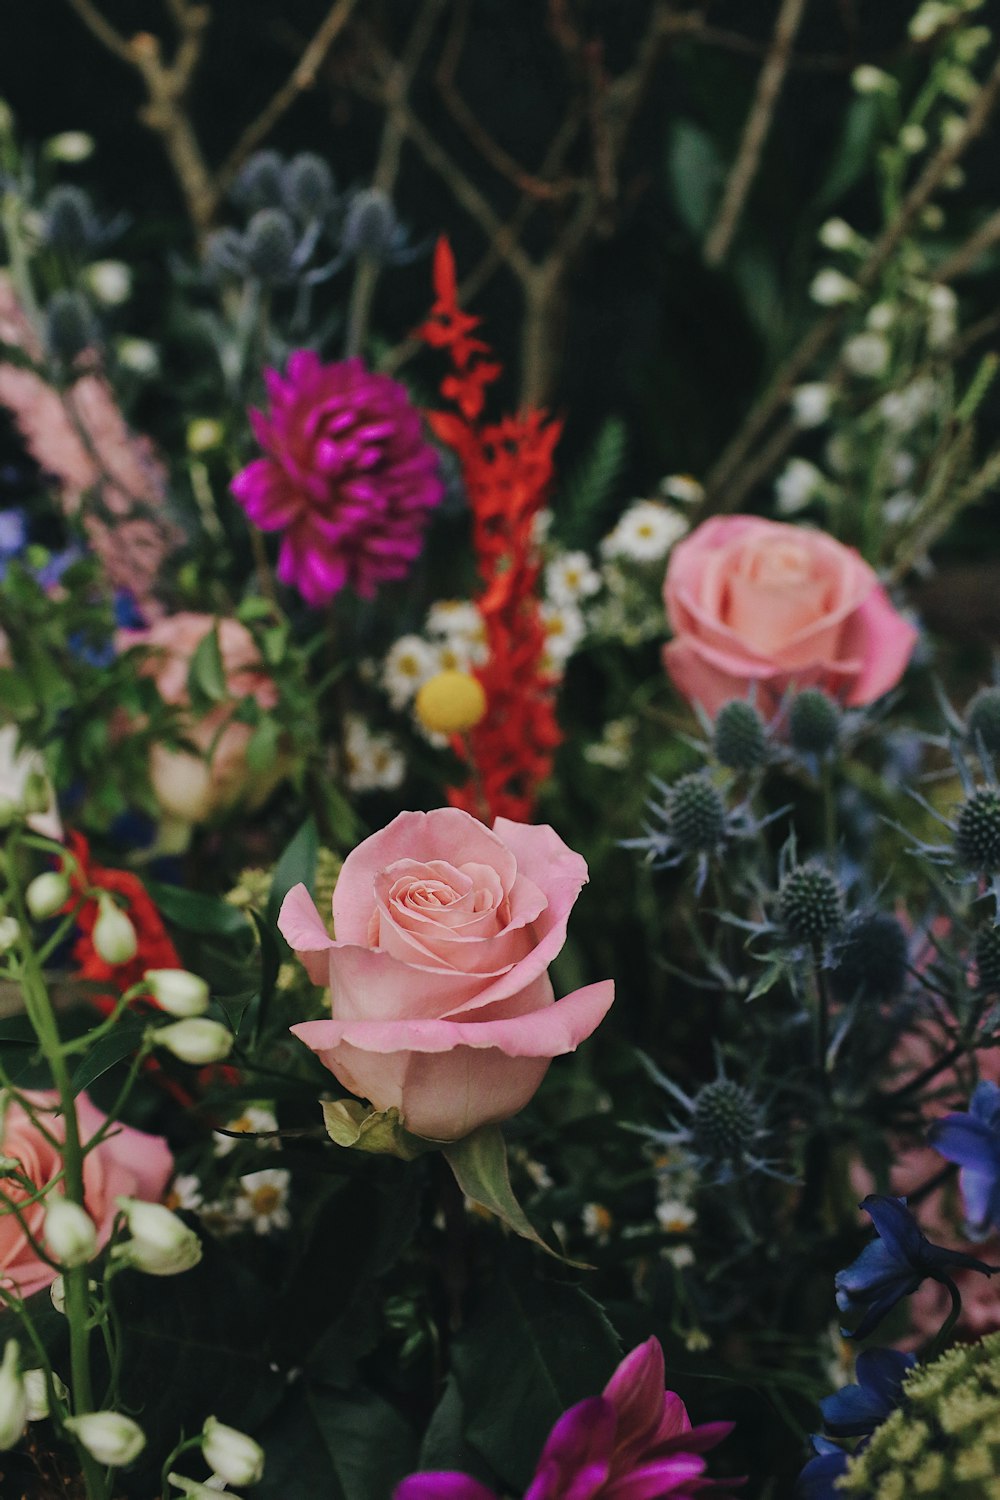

left=282, top=808, right=614, bottom=1141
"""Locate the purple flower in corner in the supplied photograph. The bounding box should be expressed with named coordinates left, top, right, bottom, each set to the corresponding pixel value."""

left=929, top=1079, right=1000, bottom=1235
left=231, top=352, right=444, bottom=606
left=394, top=1337, right=737, bottom=1500
left=834, top=1195, right=997, bottom=1340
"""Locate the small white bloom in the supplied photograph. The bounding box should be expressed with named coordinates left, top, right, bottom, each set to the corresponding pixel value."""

left=0, top=917, right=18, bottom=955
left=940, top=113, right=967, bottom=147
left=83, top=260, right=132, bottom=307
left=926, top=283, right=957, bottom=348
left=341, top=717, right=406, bottom=794
left=113, top=1198, right=203, bottom=1276
left=790, top=383, right=833, bottom=429
left=909, top=1, right=956, bottom=40
left=920, top=203, right=944, bottom=232
left=145, top=968, right=210, bottom=1017
left=65, top=1411, right=146, bottom=1467
left=213, top=1106, right=279, bottom=1157
left=44, top=131, right=95, bottom=162
left=0, top=726, right=62, bottom=841
left=532, top=508, right=555, bottom=544
left=884, top=491, right=918, bottom=527
left=25, top=872, right=69, bottom=921
left=818, top=218, right=856, bottom=251
left=843, top=331, right=890, bottom=378
left=430, top=637, right=474, bottom=675
left=659, top=474, right=704, bottom=505
left=545, top=551, right=602, bottom=605
left=235, top=1168, right=291, bottom=1235
left=116, top=337, right=159, bottom=375
left=866, top=302, right=895, bottom=332
left=775, top=457, right=823, bottom=516
left=601, top=500, right=686, bottom=562
left=584, top=718, right=635, bottom=770
left=581, top=1203, right=613, bottom=1245
left=92, top=897, right=138, bottom=965
left=187, top=418, right=225, bottom=454
left=0, top=1342, right=26, bottom=1450
left=851, top=64, right=895, bottom=95
left=24, top=1367, right=67, bottom=1422
left=523, top=1158, right=554, bottom=1191
left=878, top=376, right=939, bottom=432
left=540, top=603, right=586, bottom=665
left=44, top=1198, right=97, bottom=1267
left=809, top=268, right=858, bottom=306
left=169, top=1173, right=205, bottom=1211
left=664, top=1245, right=695, bottom=1270
left=382, top=635, right=437, bottom=709
left=890, top=450, right=916, bottom=485
left=424, top=600, right=484, bottom=644
left=154, top=1018, right=234, bottom=1066
left=899, top=122, right=927, bottom=155
left=202, top=1415, right=265, bottom=1486
left=655, top=1198, right=697, bottom=1234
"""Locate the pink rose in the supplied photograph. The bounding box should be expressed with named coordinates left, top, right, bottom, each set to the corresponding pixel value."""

left=118, top=612, right=282, bottom=825
left=0, top=1089, right=173, bottom=1298
left=280, top=808, right=615, bottom=1141
left=662, top=516, right=917, bottom=717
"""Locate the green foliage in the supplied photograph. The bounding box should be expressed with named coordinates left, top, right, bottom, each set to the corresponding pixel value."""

left=558, top=416, right=628, bottom=549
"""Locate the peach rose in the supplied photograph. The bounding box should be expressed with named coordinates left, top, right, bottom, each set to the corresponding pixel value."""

left=119, top=612, right=282, bottom=825
left=662, top=516, right=917, bottom=717
left=281, top=808, right=615, bottom=1141
left=0, top=1090, right=173, bottom=1298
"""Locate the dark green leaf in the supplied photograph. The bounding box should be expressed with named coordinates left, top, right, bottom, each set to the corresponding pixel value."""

left=814, top=95, right=881, bottom=211
left=308, top=1383, right=417, bottom=1500
left=145, top=879, right=251, bottom=937
left=666, top=120, right=724, bottom=237
left=70, top=1016, right=149, bottom=1094
left=188, top=622, right=227, bottom=703
left=267, top=816, right=319, bottom=934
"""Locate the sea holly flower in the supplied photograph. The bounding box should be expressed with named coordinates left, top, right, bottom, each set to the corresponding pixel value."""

left=834, top=1195, right=997, bottom=1339
left=394, top=1337, right=736, bottom=1500
left=230, top=352, right=444, bottom=605
left=929, top=1080, right=1000, bottom=1234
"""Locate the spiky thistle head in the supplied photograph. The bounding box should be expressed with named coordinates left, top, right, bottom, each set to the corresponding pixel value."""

left=777, top=862, right=843, bottom=944
left=789, top=689, right=841, bottom=758
left=712, top=700, right=768, bottom=772
left=966, top=686, right=1000, bottom=758
left=954, top=787, right=1000, bottom=872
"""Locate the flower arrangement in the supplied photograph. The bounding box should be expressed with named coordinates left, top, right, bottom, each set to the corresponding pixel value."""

left=2, top=2, right=1000, bottom=1496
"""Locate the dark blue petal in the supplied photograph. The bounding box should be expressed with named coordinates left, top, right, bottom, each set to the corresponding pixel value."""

left=819, top=1383, right=885, bottom=1436
left=835, top=1238, right=908, bottom=1298
left=841, top=1275, right=922, bottom=1340
left=854, top=1347, right=916, bottom=1402
left=970, top=1080, right=1000, bottom=1129
left=960, top=1167, right=1000, bottom=1233
left=796, top=1443, right=848, bottom=1500
left=859, top=1196, right=922, bottom=1259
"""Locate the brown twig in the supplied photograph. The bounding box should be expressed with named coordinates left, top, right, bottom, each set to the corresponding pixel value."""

left=700, top=46, right=1000, bottom=514
left=214, top=0, right=362, bottom=202
left=703, top=0, right=810, bottom=267
left=63, top=0, right=133, bottom=61
left=934, top=207, right=1000, bottom=283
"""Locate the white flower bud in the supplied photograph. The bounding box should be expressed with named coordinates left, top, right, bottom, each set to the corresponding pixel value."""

left=112, top=1198, right=203, bottom=1276
left=153, top=1019, right=234, bottom=1066
left=202, top=1415, right=265, bottom=1486
left=899, top=123, right=927, bottom=155
left=843, top=331, right=891, bottom=378
left=168, top=1475, right=225, bottom=1499
left=92, top=897, right=138, bottom=965
left=83, top=260, right=132, bottom=307
left=44, top=1198, right=98, bottom=1266
left=0, top=917, right=19, bottom=955
left=0, top=1342, right=27, bottom=1450
left=144, top=968, right=210, bottom=1017
left=187, top=418, right=225, bottom=454
left=851, top=65, right=895, bottom=95
left=24, top=1367, right=67, bottom=1422
left=64, top=1411, right=146, bottom=1467
left=25, top=871, right=70, bottom=921
left=49, top=1274, right=66, bottom=1314
left=44, top=131, right=95, bottom=162
left=790, top=383, right=832, bottom=429
left=116, top=336, right=159, bottom=375
left=809, top=268, right=858, bottom=306
left=818, top=217, right=855, bottom=251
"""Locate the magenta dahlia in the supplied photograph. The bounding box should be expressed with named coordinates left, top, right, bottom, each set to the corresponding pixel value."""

left=230, top=352, right=444, bottom=605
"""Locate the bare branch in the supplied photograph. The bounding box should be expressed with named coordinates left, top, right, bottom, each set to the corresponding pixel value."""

left=934, top=208, right=1000, bottom=283
left=63, top=0, right=133, bottom=62
left=703, top=0, right=810, bottom=267
left=215, top=0, right=362, bottom=199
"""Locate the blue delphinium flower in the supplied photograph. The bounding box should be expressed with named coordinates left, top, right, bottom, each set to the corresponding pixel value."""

left=929, top=1079, right=1000, bottom=1235
left=796, top=1349, right=915, bottom=1498
left=835, top=1195, right=996, bottom=1340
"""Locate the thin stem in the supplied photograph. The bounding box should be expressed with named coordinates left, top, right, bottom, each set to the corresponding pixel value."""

left=812, top=939, right=831, bottom=1092
left=923, top=1275, right=962, bottom=1361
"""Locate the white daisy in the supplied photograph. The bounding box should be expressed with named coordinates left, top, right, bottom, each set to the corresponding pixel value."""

left=167, top=1173, right=204, bottom=1212
left=659, top=474, right=704, bottom=506
left=382, top=635, right=438, bottom=709
left=601, top=501, right=686, bottom=562
left=655, top=1198, right=697, bottom=1234
left=545, top=551, right=602, bottom=606
left=425, top=600, right=483, bottom=642
left=664, top=1245, right=695, bottom=1270
left=540, top=602, right=586, bottom=669
left=212, top=1106, right=279, bottom=1157
left=236, top=1169, right=292, bottom=1235
left=581, top=1203, right=613, bottom=1245
left=343, top=716, right=406, bottom=793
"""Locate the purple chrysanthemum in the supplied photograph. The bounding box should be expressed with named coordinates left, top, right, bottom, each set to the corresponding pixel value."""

left=231, top=352, right=444, bottom=605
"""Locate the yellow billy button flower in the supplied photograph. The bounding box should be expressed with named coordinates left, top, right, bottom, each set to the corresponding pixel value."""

left=415, top=670, right=487, bottom=736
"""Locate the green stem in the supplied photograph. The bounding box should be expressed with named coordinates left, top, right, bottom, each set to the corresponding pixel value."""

left=345, top=253, right=379, bottom=358
left=4, top=837, right=106, bottom=1500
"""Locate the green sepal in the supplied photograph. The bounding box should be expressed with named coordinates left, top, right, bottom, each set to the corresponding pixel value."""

left=320, top=1100, right=433, bottom=1161
left=443, top=1125, right=587, bottom=1267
